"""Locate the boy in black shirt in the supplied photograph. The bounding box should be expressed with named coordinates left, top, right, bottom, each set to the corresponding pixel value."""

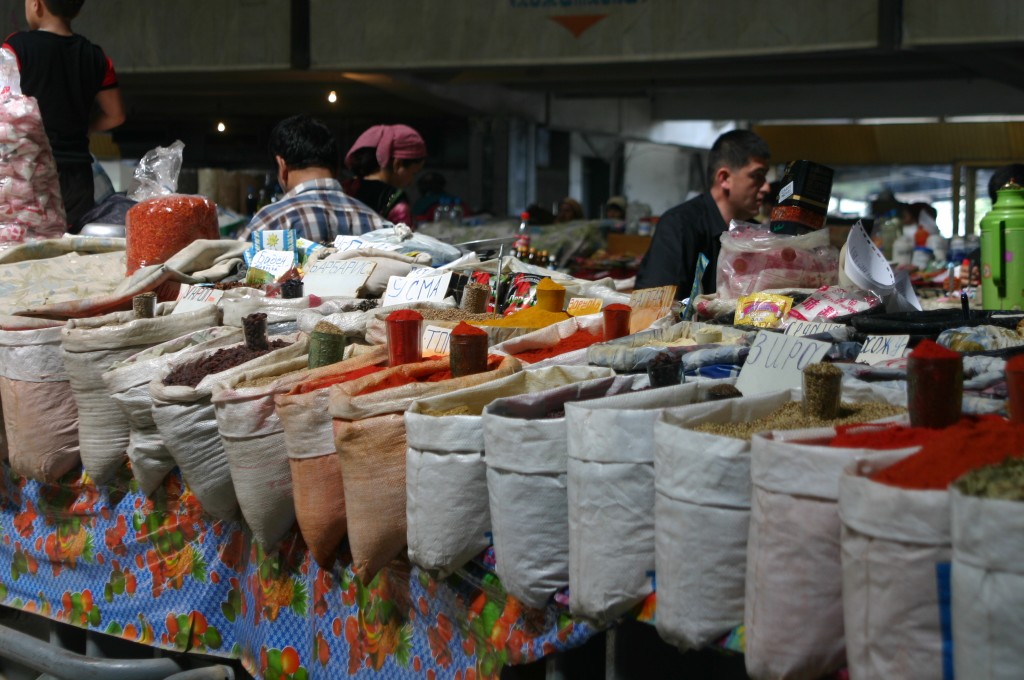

left=3, top=0, right=124, bottom=232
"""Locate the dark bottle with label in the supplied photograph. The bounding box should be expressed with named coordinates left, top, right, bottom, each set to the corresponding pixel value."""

left=769, top=160, right=834, bottom=235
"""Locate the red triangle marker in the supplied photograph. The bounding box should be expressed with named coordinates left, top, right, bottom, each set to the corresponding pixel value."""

left=549, top=14, right=608, bottom=38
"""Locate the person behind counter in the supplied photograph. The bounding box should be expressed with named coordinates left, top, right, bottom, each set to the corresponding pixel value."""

left=2, top=0, right=125, bottom=233
left=605, top=195, right=627, bottom=221
left=635, top=129, right=770, bottom=295
left=555, top=197, right=584, bottom=223
left=344, top=124, right=427, bottom=225
left=245, top=114, right=389, bottom=241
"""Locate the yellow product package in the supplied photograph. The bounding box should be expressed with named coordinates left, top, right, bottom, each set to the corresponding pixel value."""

left=734, top=293, right=793, bottom=328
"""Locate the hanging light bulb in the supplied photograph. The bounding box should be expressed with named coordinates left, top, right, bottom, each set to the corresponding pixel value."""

left=327, top=90, right=338, bottom=104
left=216, top=121, right=227, bottom=133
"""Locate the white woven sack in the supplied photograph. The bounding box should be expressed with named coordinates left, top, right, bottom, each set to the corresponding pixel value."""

left=483, top=374, right=643, bottom=609
left=839, top=448, right=948, bottom=680
left=219, top=288, right=310, bottom=334
left=0, top=323, right=79, bottom=481
left=652, top=390, right=792, bottom=650
left=564, top=379, right=732, bottom=626
left=745, top=424, right=901, bottom=680
left=406, top=365, right=616, bottom=577
left=102, top=327, right=243, bottom=495
left=211, top=356, right=312, bottom=548
left=149, top=334, right=308, bottom=521
left=62, top=303, right=220, bottom=484
left=490, top=314, right=605, bottom=370
left=951, top=487, right=1024, bottom=680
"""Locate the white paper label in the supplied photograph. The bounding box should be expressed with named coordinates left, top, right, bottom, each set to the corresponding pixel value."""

left=566, top=298, right=603, bottom=317
left=382, top=271, right=453, bottom=307
left=406, top=266, right=445, bottom=279
left=736, top=330, right=831, bottom=396
left=856, top=334, right=910, bottom=366
left=784, top=320, right=845, bottom=337
left=333, top=235, right=404, bottom=253
left=301, top=259, right=376, bottom=298
left=422, top=325, right=452, bottom=356
left=248, top=249, right=297, bottom=279
left=777, top=181, right=794, bottom=203
left=172, top=285, right=224, bottom=315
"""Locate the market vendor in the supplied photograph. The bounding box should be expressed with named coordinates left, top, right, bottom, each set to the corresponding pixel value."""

left=245, top=114, right=390, bottom=242
left=635, top=130, right=771, bottom=295
left=343, top=123, right=427, bottom=225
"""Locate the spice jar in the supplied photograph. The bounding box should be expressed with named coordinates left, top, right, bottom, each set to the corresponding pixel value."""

left=133, top=292, right=156, bottom=319
left=1007, top=353, right=1024, bottom=424
left=460, top=282, right=490, bottom=314
left=308, top=321, right=346, bottom=369
left=243, top=312, right=269, bottom=352
left=602, top=303, right=632, bottom=341
left=906, top=339, right=963, bottom=428
left=125, top=195, right=219, bottom=275
left=647, top=351, right=682, bottom=387
left=281, top=279, right=304, bottom=299
left=535, top=278, right=566, bottom=313
left=386, top=309, right=423, bottom=367
left=449, top=322, right=489, bottom=378
left=802, top=362, right=842, bottom=420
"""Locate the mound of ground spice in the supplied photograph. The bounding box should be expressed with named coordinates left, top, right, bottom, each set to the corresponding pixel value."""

left=293, top=364, right=387, bottom=395
left=512, top=329, right=602, bottom=363
left=163, top=339, right=291, bottom=388
left=357, top=355, right=503, bottom=396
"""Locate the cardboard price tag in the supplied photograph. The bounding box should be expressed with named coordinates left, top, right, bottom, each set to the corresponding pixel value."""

left=333, top=235, right=404, bottom=253
left=172, top=285, right=224, bottom=315
left=736, top=330, right=831, bottom=396
left=422, top=325, right=452, bottom=356
left=566, top=297, right=603, bottom=317
left=784, top=320, right=845, bottom=337
left=856, top=334, right=910, bottom=366
left=301, top=259, right=376, bottom=298
left=246, top=250, right=297, bottom=285
left=628, top=285, right=677, bottom=334
left=382, top=271, right=453, bottom=307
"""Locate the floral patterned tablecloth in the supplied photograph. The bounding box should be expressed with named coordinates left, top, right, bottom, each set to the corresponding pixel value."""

left=0, top=464, right=599, bottom=679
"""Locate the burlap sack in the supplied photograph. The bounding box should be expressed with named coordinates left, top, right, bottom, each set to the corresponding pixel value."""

left=329, top=355, right=521, bottom=582
left=490, top=314, right=605, bottom=370
left=275, top=345, right=390, bottom=568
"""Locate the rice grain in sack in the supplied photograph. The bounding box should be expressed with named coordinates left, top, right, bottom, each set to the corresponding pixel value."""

left=0, top=323, right=79, bottom=481
left=406, top=365, right=616, bottom=577
left=149, top=335, right=308, bottom=521
left=275, top=345, right=390, bottom=568
left=483, top=374, right=643, bottom=609
left=212, top=356, right=312, bottom=549
left=951, top=487, right=1024, bottom=680
left=329, top=356, right=520, bottom=582
left=62, top=303, right=220, bottom=484
left=652, top=391, right=792, bottom=650
left=839, top=449, right=948, bottom=680
left=565, top=379, right=733, bottom=626
left=745, top=427, right=897, bottom=680
left=102, top=327, right=243, bottom=495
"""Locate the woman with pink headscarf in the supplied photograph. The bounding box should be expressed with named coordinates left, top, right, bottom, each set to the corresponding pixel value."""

left=343, top=124, right=426, bottom=225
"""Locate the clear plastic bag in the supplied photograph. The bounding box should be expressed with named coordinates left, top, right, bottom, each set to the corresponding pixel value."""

left=128, top=139, right=184, bottom=202
left=716, top=220, right=839, bottom=299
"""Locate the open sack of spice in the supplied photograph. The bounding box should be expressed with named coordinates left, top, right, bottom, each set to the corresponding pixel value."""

left=103, top=326, right=243, bottom=495
left=565, top=379, right=737, bottom=627
left=328, top=354, right=521, bottom=582
left=587, top=319, right=752, bottom=373
left=0, top=48, right=66, bottom=246
left=148, top=328, right=308, bottom=521
left=363, top=301, right=499, bottom=346
left=405, top=365, right=617, bottom=578
left=482, top=373, right=647, bottom=610
left=650, top=383, right=906, bottom=655
left=490, top=313, right=606, bottom=369
left=275, top=345, right=390, bottom=568
left=62, top=302, right=221, bottom=484
left=951, top=456, right=1024, bottom=679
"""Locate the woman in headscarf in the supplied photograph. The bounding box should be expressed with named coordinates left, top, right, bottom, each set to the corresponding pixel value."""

left=555, top=197, right=584, bottom=223
left=343, top=124, right=427, bottom=225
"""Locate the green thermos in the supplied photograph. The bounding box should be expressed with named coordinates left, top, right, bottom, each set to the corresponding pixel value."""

left=981, top=181, right=1024, bottom=310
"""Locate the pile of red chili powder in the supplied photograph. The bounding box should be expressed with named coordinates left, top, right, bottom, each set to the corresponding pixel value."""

left=357, top=355, right=504, bottom=396
left=828, top=415, right=1024, bottom=490
left=512, top=329, right=602, bottom=364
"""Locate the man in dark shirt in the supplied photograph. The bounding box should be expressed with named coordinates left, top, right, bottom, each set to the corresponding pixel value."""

left=635, top=130, right=771, bottom=295
left=3, top=0, right=125, bottom=232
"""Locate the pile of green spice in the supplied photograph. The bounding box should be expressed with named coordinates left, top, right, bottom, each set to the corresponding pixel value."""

left=956, top=457, right=1024, bottom=501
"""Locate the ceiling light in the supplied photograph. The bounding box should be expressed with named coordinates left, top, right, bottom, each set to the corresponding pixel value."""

left=216, top=121, right=226, bottom=133
left=327, top=90, right=338, bottom=104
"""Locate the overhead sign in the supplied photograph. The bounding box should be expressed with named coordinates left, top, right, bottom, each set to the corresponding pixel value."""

left=382, top=271, right=454, bottom=307
left=856, top=334, right=910, bottom=366
left=301, top=259, right=376, bottom=298
left=736, top=330, right=831, bottom=396
left=172, top=285, right=224, bottom=315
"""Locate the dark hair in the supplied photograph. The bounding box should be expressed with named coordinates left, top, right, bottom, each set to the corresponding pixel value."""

left=268, top=115, right=339, bottom=173
left=43, top=0, right=84, bottom=19
left=706, top=130, right=771, bottom=187
left=908, top=201, right=937, bottom=223
left=417, top=170, right=446, bottom=195
left=988, top=163, right=1024, bottom=202
left=346, top=147, right=379, bottom=178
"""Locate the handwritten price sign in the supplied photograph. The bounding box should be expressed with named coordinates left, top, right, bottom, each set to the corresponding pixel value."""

left=736, top=330, right=831, bottom=396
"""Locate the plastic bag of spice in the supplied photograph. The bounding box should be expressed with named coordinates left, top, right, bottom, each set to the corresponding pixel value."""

left=405, top=365, right=617, bottom=578
left=274, top=345, right=390, bottom=569
left=125, top=194, right=220, bottom=275
left=490, top=313, right=606, bottom=370
left=62, top=303, right=221, bottom=484
left=210, top=355, right=313, bottom=548
left=482, top=374, right=646, bottom=609
left=564, top=379, right=737, bottom=626
left=0, top=321, right=79, bottom=481
left=103, top=327, right=243, bottom=495
left=328, top=355, right=521, bottom=582
left=148, top=334, right=308, bottom=521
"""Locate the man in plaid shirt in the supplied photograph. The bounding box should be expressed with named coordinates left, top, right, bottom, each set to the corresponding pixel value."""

left=247, top=114, right=390, bottom=242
